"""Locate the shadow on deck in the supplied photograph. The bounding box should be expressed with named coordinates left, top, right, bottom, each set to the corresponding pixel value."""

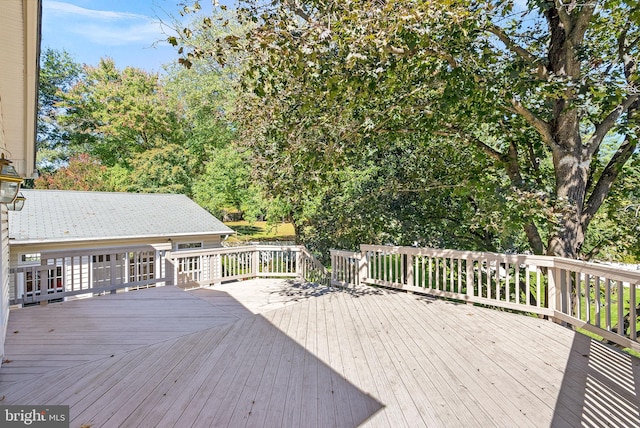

left=1, top=279, right=639, bottom=427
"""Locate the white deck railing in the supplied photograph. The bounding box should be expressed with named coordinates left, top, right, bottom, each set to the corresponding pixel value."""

left=10, top=245, right=329, bottom=306
left=9, top=247, right=169, bottom=305
left=168, top=244, right=329, bottom=289
left=330, top=245, right=640, bottom=352
left=11, top=241, right=637, bottom=351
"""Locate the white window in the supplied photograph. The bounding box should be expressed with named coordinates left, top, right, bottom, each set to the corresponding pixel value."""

left=20, top=253, right=41, bottom=264
left=177, top=242, right=203, bottom=250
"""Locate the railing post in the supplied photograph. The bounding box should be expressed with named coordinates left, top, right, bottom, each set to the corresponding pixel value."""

left=547, top=262, right=560, bottom=323
left=213, top=254, right=222, bottom=286
left=329, top=250, right=336, bottom=285
left=466, top=257, right=474, bottom=302
left=358, top=247, right=368, bottom=286
left=406, top=252, right=414, bottom=287
left=252, top=248, right=259, bottom=278
left=296, top=248, right=302, bottom=279
left=165, top=251, right=175, bottom=286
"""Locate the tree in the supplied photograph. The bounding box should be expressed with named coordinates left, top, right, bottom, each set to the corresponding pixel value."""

left=37, top=48, right=82, bottom=172
left=177, top=0, right=639, bottom=260
left=54, top=58, right=207, bottom=194
left=192, top=146, right=266, bottom=220
left=59, top=58, right=185, bottom=168
left=164, top=60, right=237, bottom=170
left=34, top=153, right=112, bottom=191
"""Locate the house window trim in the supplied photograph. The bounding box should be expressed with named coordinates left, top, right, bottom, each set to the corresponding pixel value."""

left=19, top=253, right=41, bottom=266
left=176, top=242, right=204, bottom=250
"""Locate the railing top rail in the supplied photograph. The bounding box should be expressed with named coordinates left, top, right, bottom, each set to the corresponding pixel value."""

left=359, top=244, right=556, bottom=266
left=329, top=249, right=362, bottom=258
left=358, top=245, right=640, bottom=281
left=167, top=245, right=303, bottom=259
left=552, top=258, right=640, bottom=283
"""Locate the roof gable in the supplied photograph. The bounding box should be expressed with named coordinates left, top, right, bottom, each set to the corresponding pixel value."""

left=9, top=190, right=234, bottom=244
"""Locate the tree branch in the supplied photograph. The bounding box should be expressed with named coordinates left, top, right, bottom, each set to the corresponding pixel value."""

left=283, top=0, right=312, bottom=22
left=445, top=126, right=503, bottom=161
left=568, top=1, right=596, bottom=45
left=552, top=0, right=573, bottom=35
left=617, top=18, right=632, bottom=61
left=446, top=128, right=547, bottom=255
left=582, top=136, right=637, bottom=228
left=487, top=25, right=538, bottom=64
left=504, top=140, right=546, bottom=255
left=487, top=24, right=549, bottom=79
left=585, top=94, right=639, bottom=158
left=510, top=99, right=557, bottom=149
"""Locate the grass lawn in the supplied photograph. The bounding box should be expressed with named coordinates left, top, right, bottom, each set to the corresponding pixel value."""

left=224, top=221, right=296, bottom=242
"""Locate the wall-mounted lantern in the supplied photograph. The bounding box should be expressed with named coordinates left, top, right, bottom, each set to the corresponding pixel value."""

left=7, top=192, right=26, bottom=211
left=0, top=154, right=23, bottom=204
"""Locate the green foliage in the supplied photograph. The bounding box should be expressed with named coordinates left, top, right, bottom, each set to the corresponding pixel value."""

left=59, top=59, right=185, bottom=168
left=176, top=0, right=639, bottom=261
left=192, top=146, right=266, bottom=220
left=34, top=16, right=289, bottom=224
left=34, top=154, right=112, bottom=191
left=37, top=48, right=83, bottom=171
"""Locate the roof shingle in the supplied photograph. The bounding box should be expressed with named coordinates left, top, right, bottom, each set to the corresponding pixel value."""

left=9, top=190, right=234, bottom=243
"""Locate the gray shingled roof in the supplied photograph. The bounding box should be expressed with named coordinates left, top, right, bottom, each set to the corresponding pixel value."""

left=9, top=190, right=234, bottom=244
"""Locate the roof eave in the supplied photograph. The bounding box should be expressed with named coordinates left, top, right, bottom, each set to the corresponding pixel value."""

left=9, top=230, right=236, bottom=246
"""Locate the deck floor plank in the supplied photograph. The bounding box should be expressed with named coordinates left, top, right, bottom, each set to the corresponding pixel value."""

left=78, top=323, right=231, bottom=426
left=280, top=294, right=310, bottom=428
left=236, top=302, right=291, bottom=428
left=326, top=292, right=383, bottom=427
left=315, top=292, right=340, bottom=428
left=334, top=292, right=392, bottom=428
left=360, top=291, right=472, bottom=428
left=388, top=292, right=541, bottom=428
left=223, top=304, right=287, bottom=428
left=343, top=292, right=421, bottom=428
left=159, top=316, right=261, bottom=428
left=152, top=318, right=253, bottom=427
left=1, top=279, right=639, bottom=428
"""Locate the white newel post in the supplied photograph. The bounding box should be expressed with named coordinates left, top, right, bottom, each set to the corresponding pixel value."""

left=358, top=247, right=368, bottom=286
left=466, top=258, right=474, bottom=303
left=252, top=249, right=260, bottom=278
left=547, top=263, right=560, bottom=323
left=406, top=252, right=414, bottom=288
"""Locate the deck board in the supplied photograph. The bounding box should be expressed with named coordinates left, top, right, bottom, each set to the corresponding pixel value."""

left=1, top=279, right=639, bottom=428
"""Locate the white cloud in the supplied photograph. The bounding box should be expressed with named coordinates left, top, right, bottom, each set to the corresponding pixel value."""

left=44, top=1, right=147, bottom=21
left=43, top=1, right=168, bottom=46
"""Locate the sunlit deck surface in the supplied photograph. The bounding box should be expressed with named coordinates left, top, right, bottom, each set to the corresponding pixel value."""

left=1, top=279, right=639, bottom=427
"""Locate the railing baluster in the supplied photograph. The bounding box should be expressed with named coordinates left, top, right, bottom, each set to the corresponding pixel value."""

left=605, top=278, right=611, bottom=331
left=429, top=256, right=433, bottom=289
left=594, top=276, right=600, bottom=328
left=630, top=283, right=637, bottom=341
left=617, top=280, right=624, bottom=336
left=515, top=262, right=521, bottom=305
left=585, top=274, right=591, bottom=324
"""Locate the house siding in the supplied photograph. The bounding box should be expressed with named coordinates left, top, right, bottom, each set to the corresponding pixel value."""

left=1, top=205, right=9, bottom=360
left=0, top=0, right=41, bottom=365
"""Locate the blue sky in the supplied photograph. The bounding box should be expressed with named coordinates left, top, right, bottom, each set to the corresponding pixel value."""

left=42, top=0, right=233, bottom=73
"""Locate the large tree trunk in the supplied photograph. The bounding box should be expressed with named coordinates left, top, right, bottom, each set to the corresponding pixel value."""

left=544, top=4, right=589, bottom=258
left=547, top=147, right=590, bottom=258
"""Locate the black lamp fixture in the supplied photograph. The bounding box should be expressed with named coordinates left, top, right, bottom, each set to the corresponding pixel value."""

left=7, top=192, right=26, bottom=211
left=0, top=153, right=23, bottom=204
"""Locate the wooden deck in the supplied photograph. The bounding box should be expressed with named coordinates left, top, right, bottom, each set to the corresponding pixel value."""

left=1, top=279, right=639, bottom=427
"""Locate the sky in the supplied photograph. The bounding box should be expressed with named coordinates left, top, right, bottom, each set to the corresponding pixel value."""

left=41, top=0, right=234, bottom=73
